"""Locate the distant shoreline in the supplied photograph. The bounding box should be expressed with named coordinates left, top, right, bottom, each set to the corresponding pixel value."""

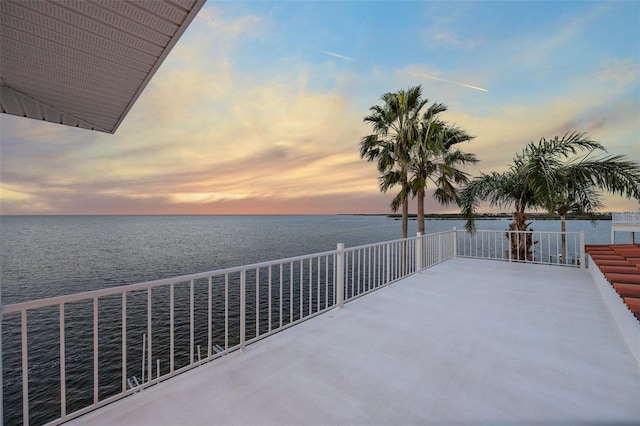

left=350, top=213, right=614, bottom=220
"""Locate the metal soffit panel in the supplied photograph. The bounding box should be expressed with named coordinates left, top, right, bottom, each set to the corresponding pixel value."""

left=0, top=0, right=206, bottom=133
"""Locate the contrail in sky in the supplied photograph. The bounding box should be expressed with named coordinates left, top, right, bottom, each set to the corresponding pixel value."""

left=403, top=70, right=488, bottom=92
left=320, top=50, right=487, bottom=92
left=321, top=50, right=353, bottom=61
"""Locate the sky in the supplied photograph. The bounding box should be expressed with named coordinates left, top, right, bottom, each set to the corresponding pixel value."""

left=1, top=1, right=639, bottom=215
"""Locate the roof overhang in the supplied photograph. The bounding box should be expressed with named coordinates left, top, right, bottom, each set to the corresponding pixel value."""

left=0, top=0, right=206, bottom=134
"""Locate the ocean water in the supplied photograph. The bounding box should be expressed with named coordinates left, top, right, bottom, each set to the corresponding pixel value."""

left=0, top=215, right=626, bottom=304
left=0, top=215, right=632, bottom=425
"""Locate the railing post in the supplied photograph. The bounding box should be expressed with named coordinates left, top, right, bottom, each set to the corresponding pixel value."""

left=189, top=280, right=194, bottom=365
left=452, top=228, right=457, bottom=258
left=93, top=297, right=99, bottom=403
left=240, top=270, right=246, bottom=350
left=60, top=303, right=66, bottom=417
left=508, top=231, right=512, bottom=263
left=169, top=284, right=175, bottom=373
left=386, top=244, right=391, bottom=285
left=141, top=332, right=146, bottom=384
left=415, top=232, right=422, bottom=272
left=336, top=243, right=344, bottom=308
left=580, top=230, right=585, bottom=269
left=611, top=226, right=615, bottom=244
left=0, top=283, right=3, bottom=424
left=146, top=289, right=152, bottom=383
left=208, top=277, right=212, bottom=357
left=21, top=311, right=29, bottom=426
left=122, top=293, right=128, bottom=390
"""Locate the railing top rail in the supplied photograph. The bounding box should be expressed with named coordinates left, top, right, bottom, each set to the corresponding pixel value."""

left=419, top=229, right=457, bottom=237
left=342, top=230, right=455, bottom=253
left=1, top=247, right=337, bottom=314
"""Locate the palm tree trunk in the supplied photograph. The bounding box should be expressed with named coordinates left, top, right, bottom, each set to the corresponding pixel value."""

left=417, top=189, right=425, bottom=235
left=509, top=210, right=532, bottom=261
left=401, top=172, right=409, bottom=239
left=417, top=189, right=426, bottom=274
left=401, top=196, right=408, bottom=239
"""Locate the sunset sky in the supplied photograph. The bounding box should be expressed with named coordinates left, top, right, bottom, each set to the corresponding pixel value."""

left=1, top=1, right=639, bottom=215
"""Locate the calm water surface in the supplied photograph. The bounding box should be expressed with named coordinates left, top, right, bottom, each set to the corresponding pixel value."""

left=0, top=214, right=624, bottom=304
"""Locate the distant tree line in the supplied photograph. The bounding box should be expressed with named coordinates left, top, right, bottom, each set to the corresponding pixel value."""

left=386, top=212, right=615, bottom=220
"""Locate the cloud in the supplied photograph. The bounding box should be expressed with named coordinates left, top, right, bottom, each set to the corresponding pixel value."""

left=419, top=2, right=482, bottom=50
left=594, top=59, right=638, bottom=85
left=197, top=6, right=263, bottom=41
left=428, top=31, right=480, bottom=50
left=0, top=44, right=380, bottom=215
left=171, top=192, right=248, bottom=204
left=516, top=4, right=608, bottom=66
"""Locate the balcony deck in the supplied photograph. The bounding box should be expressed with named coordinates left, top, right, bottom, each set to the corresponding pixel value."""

left=68, top=257, right=640, bottom=425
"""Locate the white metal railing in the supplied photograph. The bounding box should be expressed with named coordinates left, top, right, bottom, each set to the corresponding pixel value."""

left=343, top=237, right=413, bottom=302
left=612, top=212, right=640, bottom=225
left=1, top=227, right=581, bottom=425
left=419, top=230, right=457, bottom=269
left=340, top=231, right=456, bottom=303
left=2, top=249, right=336, bottom=426
left=455, top=228, right=585, bottom=268
left=2, top=233, right=452, bottom=426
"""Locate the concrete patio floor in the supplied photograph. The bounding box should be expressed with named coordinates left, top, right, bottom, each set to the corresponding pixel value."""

left=69, top=257, right=640, bottom=425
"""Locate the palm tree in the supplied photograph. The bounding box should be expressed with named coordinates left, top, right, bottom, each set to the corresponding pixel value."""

left=360, top=85, right=428, bottom=239
left=460, top=168, right=539, bottom=260
left=409, top=110, right=478, bottom=235
left=460, top=131, right=640, bottom=262
left=520, top=132, right=640, bottom=262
